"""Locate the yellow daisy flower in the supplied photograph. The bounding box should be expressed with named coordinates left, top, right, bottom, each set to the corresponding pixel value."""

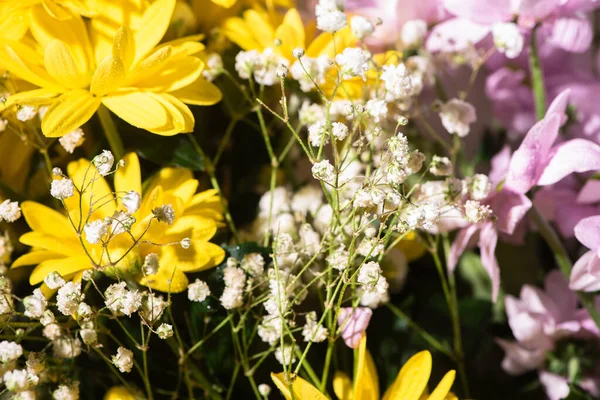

left=12, top=152, right=225, bottom=293
left=0, top=0, right=95, bottom=41
left=222, top=7, right=356, bottom=62
left=0, top=0, right=222, bottom=138
left=272, top=335, right=457, bottom=400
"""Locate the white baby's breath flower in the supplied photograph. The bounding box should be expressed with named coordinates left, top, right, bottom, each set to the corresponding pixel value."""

left=326, top=246, right=349, bottom=270
left=44, top=324, right=61, bottom=340
left=331, top=122, right=349, bottom=141
left=58, top=128, right=85, bottom=153
left=80, top=328, right=97, bottom=345
left=83, top=219, right=108, bottom=244
left=77, top=302, right=93, bottom=320
left=143, top=253, right=159, bottom=275
left=3, top=369, right=29, bottom=392
left=258, top=384, right=271, bottom=397
left=492, top=22, right=524, bottom=59
left=235, top=49, right=260, bottom=80
left=316, top=0, right=347, bottom=32
left=308, top=121, right=329, bottom=147
left=53, top=383, right=79, bottom=400
left=0, top=341, right=23, bottom=363
left=202, top=53, right=224, bottom=81
left=430, top=156, right=453, bottom=176
left=311, top=160, right=335, bottom=185
left=351, top=15, right=375, bottom=39
left=53, top=337, right=82, bottom=358
left=188, top=279, right=210, bottom=302
left=241, top=253, right=265, bottom=277
left=292, top=47, right=305, bottom=58
left=152, top=204, right=175, bottom=224
left=156, top=323, right=174, bottom=339
left=23, top=289, right=47, bottom=318
left=302, top=311, right=328, bottom=343
left=380, top=64, right=412, bottom=99
left=274, top=345, right=297, bottom=366
left=335, top=48, right=370, bottom=80
left=122, top=191, right=141, bottom=213
left=106, top=211, right=135, bottom=235
left=104, top=282, right=142, bottom=316
left=0, top=199, right=21, bottom=222
left=50, top=179, right=74, bottom=200
left=298, top=102, right=325, bottom=126
left=439, top=99, right=476, bottom=137
left=401, top=19, right=428, bottom=47
left=57, top=282, right=84, bottom=316
left=16, top=105, right=36, bottom=121
left=112, top=347, right=134, bottom=373
left=464, top=200, right=493, bottom=223
left=139, top=293, right=167, bottom=323
left=93, top=150, right=114, bottom=176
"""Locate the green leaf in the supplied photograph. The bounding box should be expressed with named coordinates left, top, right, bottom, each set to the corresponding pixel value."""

left=136, top=135, right=204, bottom=171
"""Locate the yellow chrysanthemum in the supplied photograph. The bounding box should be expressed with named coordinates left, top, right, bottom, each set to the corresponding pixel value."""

left=0, top=0, right=95, bottom=41
left=12, top=152, right=225, bottom=293
left=103, top=386, right=137, bottom=400
left=272, top=336, right=457, bottom=400
left=0, top=0, right=222, bottom=138
left=222, top=7, right=355, bottom=62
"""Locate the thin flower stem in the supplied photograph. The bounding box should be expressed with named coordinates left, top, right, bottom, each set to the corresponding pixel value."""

left=385, top=303, right=454, bottom=359
left=187, top=134, right=240, bottom=242
left=528, top=26, right=547, bottom=120
left=97, top=104, right=125, bottom=160
left=529, top=206, right=600, bottom=331
left=319, top=338, right=335, bottom=391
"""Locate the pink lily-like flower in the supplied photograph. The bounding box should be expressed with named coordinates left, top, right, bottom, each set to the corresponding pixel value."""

left=570, top=215, right=600, bottom=291
left=449, top=89, right=600, bottom=301
left=498, top=270, right=600, bottom=399
left=337, top=307, right=373, bottom=349
left=427, top=0, right=597, bottom=54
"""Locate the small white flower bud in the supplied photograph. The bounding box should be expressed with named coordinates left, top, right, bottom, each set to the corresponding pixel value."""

left=122, top=191, right=141, bottom=213
left=292, top=47, right=305, bottom=58
left=276, top=64, right=288, bottom=78
left=93, top=150, right=115, bottom=176
left=143, top=253, right=159, bottom=275
left=156, top=323, right=174, bottom=339
left=258, top=384, right=271, bottom=397
left=180, top=237, right=191, bottom=249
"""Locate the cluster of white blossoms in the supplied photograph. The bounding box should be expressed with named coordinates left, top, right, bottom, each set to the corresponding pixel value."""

left=315, top=0, right=347, bottom=32
left=235, top=48, right=289, bottom=86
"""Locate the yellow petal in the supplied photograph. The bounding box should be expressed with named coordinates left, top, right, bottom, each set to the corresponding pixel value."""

left=427, top=370, right=456, bottom=400
left=133, top=0, right=176, bottom=64
left=90, top=53, right=126, bottom=96
left=41, top=89, right=101, bottom=137
left=148, top=93, right=195, bottom=135
left=386, top=351, right=432, bottom=400
left=21, top=201, right=75, bottom=238
left=2, top=88, right=59, bottom=109
left=307, top=26, right=356, bottom=58
left=64, top=158, right=117, bottom=221
left=134, top=56, right=203, bottom=92
left=159, top=240, right=223, bottom=273
left=169, top=76, right=222, bottom=105
left=30, top=255, right=91, bottom=285
left=44, top=39, right=90, bottom=89
left=0, top=41, right=62, bottom=90
left=155, top=35, right=205, bottom=58
left=222, top=17, right=262, bottom=51
left=274, top=9, right=304, bottom=60
left=354, top=335, right=380, bottom=400
left=0, top=6, right=29, bottom=41
left=333, top=372, right=353, bottom=400
left=112, top=25, right=135, bottom=71
left=240, top=10, right=274, bottom=49
left=101, top=91, right=169, bottom=132
left=42, top=0, right=74, bottom=20
left=20, top=232, right=80, bottom=256
left=147, top=167, right=194, bottom=194
left=11, top=251, right=64, bottom=268
left=210, top=0, right=237, bottom=8
left=114, top=152, right=142, bottom=198
left=30, top=5, right=94, bottom=73
left=272, top=372, right=328, bottom=400
left=163, top=215, right=217, bottom=243
left=125, top=46, right=172, bottom=86
left=139, top=264, right=188, bottom=293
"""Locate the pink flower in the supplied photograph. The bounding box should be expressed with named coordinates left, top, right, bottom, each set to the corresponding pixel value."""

left=427, top=0, right=598, bottom=54
left=337, top=307, right=373, bottom=349
left=570, top=216, right=600, bottom=291
left=450, top=89, right=600, bottom=301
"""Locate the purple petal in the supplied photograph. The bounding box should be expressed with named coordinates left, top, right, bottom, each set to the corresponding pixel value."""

left=574, top=215, right=600, bottom=251
left=577, top=180, right=600, bottom=204
left=496, top=339, right=547, bottom=375
left=569, top=250, right=600, bottom=292
left=479, top=222, right=501, bottom=302
left=539, top=371, right=570, bottom=400
left=506, top=114, right=561, bottom=194
left=550, top=15, right=593, bottom=53
left=537, top=139, right=600, bottom=187
left=447, top=224, right=479, bottom=272
left=491, top=189, right=532, bottom=235
left=505, top=294, right=544, bottom=343
left=555, top=203, right=600, bottom=238
left=544, top=269, right=578, bottom=321
left=426, top=18, right=491, bottom=52
left=442, top=0, right=512, bottom=24
left=559, top=0, right=600, bottom=13
left=337, top=307, right=373, bottom=349
left=515, top=0, right=561, bottom=21
left=546, top=88, right=571, bottom=125
left=489, top=145, right=512, bottom=188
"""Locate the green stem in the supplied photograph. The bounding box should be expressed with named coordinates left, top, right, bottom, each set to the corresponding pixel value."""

left=97, top=104, right=125, bottom=160
left=528, top=27, right=547, bottom=120
left=529, top=206, right=600, bottom=331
